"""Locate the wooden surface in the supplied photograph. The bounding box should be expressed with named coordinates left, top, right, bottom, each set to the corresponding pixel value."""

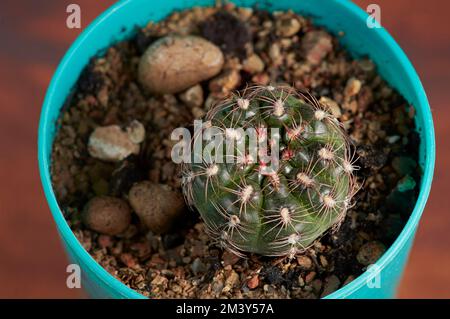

left=0, top=0, right=448, bottom=298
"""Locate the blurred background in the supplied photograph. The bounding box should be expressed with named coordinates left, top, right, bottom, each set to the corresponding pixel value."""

left=0, top=0, right=448, bottom=298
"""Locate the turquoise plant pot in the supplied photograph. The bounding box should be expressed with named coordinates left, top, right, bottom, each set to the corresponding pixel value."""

left=38, top=0, right=435, bottom=298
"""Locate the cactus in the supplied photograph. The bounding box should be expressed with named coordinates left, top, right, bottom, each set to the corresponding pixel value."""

left=181, top=85, right=358, bottom=258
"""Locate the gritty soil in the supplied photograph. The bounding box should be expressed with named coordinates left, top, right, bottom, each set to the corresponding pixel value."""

left=50, top=4, right=421, bottom=298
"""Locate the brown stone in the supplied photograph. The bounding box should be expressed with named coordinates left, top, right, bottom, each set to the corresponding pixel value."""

left=128, top=181, right=185, bottom=234
left=83, top=196, right=131, bottom=235
left=138, top=35, right=224, bottom=94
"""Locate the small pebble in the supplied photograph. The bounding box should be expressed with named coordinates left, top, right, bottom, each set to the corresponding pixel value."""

left=343, top=100, right=358, bottom=113
left=344, top=77, right=362, bottom=98
left=242, top=54, right=265, bottom=74
left=209, top=69, right=241, bottom=94
left=321, top=275, right=341, bottom=297
left=151, top=274, right=168, bottom=287
left=83, top=196, right=131, bottom=235
left=200, top=10, right=251, bottom=59
left=263, top=266, right=284, bottom=285
left=387, top=135, right=401, bottom=144
left=120, top=253, right=138, bottom=268
left=212, top=279, right=225, bottom=293
left=191, top=258, right=207, bottom=275
left=357, top=59, right=375, bottom=72
left=251, top=72, right=270, bottom=85
left=162, top=233, right=184, bottom=250
left=301, top=30, right=333, bottom=65
left=223, top=270, right=240, bottom=292
left=392, top=156, right=417, bottom=176
left=97, top=86, right=109, bottom=107
left=276, top=16, right=301, bottom=37
left=357, top=241, right=386, bottom=266
left=88, top=125, right=140, bottom=162
left=305, top=271, right=316, bottom=283
left=396, top=175, right=416, bottom=192
left=179, top=84, right=204, bottom=108
left=297, top=255, right=313, bottom=270
left=247, top=275, right=260, bottom=289
left=222, top=250, right=241, bottom=266
left=311, top=279, right=322, bottom=292
left=126, top=120, right=146, bottom=144
left=98, top=235, right=113, bottom=248
left=319, top=96, right=342, bottom=118
left=269, top=43, right=282, bottom=66
left=298, top=275, right=305, bottom=287
left=319, top=255, right=329, bottom=268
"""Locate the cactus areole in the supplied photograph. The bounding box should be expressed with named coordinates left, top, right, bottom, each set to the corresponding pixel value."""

left=182, top=86, right=358, bottom=258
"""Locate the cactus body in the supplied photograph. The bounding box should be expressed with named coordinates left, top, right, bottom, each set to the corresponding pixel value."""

left=182, top=86, right=357, bottom=258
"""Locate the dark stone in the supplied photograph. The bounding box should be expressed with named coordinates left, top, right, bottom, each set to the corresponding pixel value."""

left=162, top=232, right=185, bottom=250
left=386, top=189, right=416, bottom=218
left=406, top=131, right=421, bottom=157
left=238, top=70, right=253, bottom=90
left=109, top=159, right=145, bottom=196
left=356, top=144, right=388, bottom=175
left=262, top=265, right=285, bottom=286
left=381, top=214, right=404, bottom=242
left=284, top=269, right=299, bottom=289
left=78, top=61, right=104, bottom=95
left=133, top=29, right=159, bottom=55
left=199, top=10, right=251, bottom=59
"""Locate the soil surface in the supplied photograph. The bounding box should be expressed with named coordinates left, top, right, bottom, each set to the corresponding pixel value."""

left=51, top=4, right=420, bottom=298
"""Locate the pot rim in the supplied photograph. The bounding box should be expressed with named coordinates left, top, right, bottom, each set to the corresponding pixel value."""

left=38, top=0, right=435, bottom=299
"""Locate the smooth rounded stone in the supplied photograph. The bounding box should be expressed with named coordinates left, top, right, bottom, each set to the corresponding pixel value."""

left=83, top=196, right=132, bottom=235
left=138, top=35, right=224, bottom=94
left=128, top=181, right=185, bottom=234
left=357, top=241, right=386, bottom=266
left=88, top=124, right=141, bottom=162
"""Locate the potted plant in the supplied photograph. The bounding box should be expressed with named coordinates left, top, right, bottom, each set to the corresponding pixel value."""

left=38, top=0, right=434, bottom=298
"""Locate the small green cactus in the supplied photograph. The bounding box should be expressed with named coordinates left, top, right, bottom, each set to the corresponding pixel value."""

left=182, top=85, right=358, bottom=258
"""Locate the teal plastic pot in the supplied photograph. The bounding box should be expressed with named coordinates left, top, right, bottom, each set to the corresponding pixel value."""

left=38, top=0, right=435, bottom=298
